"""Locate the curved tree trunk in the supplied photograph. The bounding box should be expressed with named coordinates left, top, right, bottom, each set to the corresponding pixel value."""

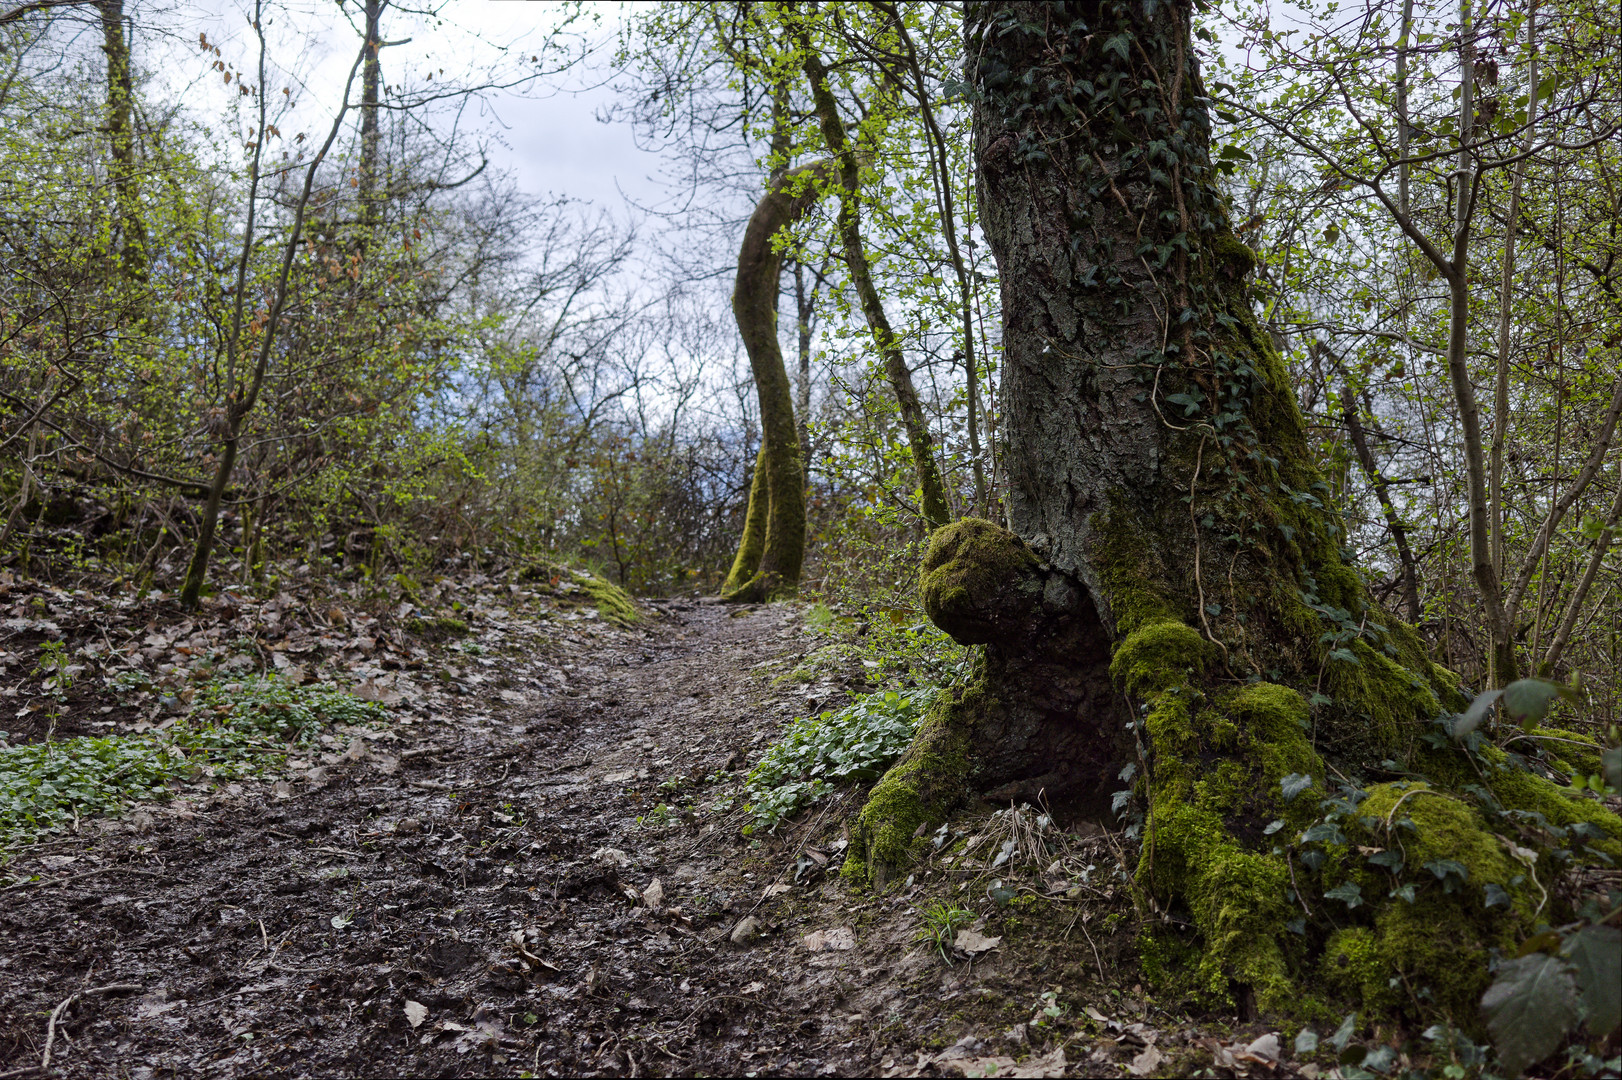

left=846, top=0, right=1620, bottom=1022
left=799, top=42, right=952, bottom=530
left=721, top=160, right=833, bottom=603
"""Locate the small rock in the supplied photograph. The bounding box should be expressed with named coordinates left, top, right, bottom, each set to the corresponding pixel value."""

left=730, top=915, right=762, bottom=944
left=396, top=817, right=424, bottom=834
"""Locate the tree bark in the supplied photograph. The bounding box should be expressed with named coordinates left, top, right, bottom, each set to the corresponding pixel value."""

left=844, top=0, right=1616, bottom=1021
left=720, top=161, right=833, bottom=603
left=97, top=0, right=147, bottom=284
left=358, top=0, right=383, bottom=229
left=799, top=42, right=952, bottom=529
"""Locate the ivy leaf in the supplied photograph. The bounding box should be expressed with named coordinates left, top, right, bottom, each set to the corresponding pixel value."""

left=1480, top=952, right=1580, bottom=1075
left=1280, top=772, right=1314, bottom=801
left=1329, top=1012, right=1358, bottom=1052
left=1389, top=883, right=1417, bottom=903
left=1328, top=647, right=1359, bottom=665
left=1424, top=858, right=1469, bottom=891
left=1367, top=848, right=1403, bottom=871
left=1303, top=822, right=1345, bottom=846
left=1563, top=925, right=1622, bottom=1036
left=1501, top=678, right=1570, bottom=727
left=1324, top=881, right=1363, bottom=908
left=1262, top=819, right=1284, bottom=835
left=1483, top=882, right=1511, bottom=909
left=1294, top=1028, right=1318, bottom=1055
left=1451, top=688, right=1503, bottom=739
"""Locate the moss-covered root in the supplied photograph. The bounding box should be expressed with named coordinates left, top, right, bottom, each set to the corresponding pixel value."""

left=843, top=686, right=976, bottom=888
left=1116, top=618, right=1325, bottom=1011
left=721, top=446, right=769, bottom=600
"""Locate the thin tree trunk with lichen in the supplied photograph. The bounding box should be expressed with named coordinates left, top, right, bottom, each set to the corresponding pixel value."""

left=720, top=161, right=833, bottom=603
left=844, top=0, right=1622, bottom=1023
left=800, top=42, right=951, bottom=530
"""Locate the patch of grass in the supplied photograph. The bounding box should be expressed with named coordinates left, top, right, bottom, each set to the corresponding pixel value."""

left=743, top=688, right=935, bottom=833
left=915, top=901, right=976, bottom=963
left=0, top=675, right=388, bottom=847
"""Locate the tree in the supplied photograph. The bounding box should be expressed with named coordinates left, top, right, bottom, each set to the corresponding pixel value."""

left=720, top=160, right=831, bottom=602
left=847, top=0, right=1620, bottom=1022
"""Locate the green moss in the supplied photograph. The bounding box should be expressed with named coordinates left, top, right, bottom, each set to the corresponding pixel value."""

left=1129, top=643, right=1326, bottom=1011
left=579, top=573, right=640, bottom=626
left=1321, top=928, right=1398, bottom=1013
left=1109, top=619, right=1207, bottom=699
left=1093, top=497, right=1180, bottom=636
left=843, top=682, right=978, bottom=886
left=917, top=518, right=1040, bottom=644
left=405, top=615, right=470, bottom=642
left=1413, top=745, right=1622, bottom=860
left=1321, top=783, right=1539, bottom=1023
left=1523, top=727, right=1603, bottom=779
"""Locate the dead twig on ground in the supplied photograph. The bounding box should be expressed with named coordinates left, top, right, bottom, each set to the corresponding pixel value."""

left=41, top=984, right=143, bottom=1070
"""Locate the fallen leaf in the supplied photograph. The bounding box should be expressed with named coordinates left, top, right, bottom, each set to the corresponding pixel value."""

left=954, top=928, right=1002, bottom=954
left=591, top=846, right=631, bottom=868
left=804, top=926, right=857, bottom=952
left=404, top=1000, right=427, bottom=1028
left=331, top=912, right=353, bottom=929
left=1128, top=1045, right=1164, bottom=1076
left=742, top=980, right=766, bottom=994
left=354, top=678, right=402, bottom=705
left=762, top=882, right=792, bottom=898
left=642, top=877, right=664, bottom=909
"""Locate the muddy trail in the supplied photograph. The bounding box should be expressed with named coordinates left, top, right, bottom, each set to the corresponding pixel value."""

left=0, top=593, right=1262, bottom=1079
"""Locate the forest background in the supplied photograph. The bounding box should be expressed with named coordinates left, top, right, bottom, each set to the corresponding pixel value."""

left=1, top=0, right=1619, bottom=735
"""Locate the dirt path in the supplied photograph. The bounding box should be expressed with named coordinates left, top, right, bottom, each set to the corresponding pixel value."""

left=0, top=600, right=877, bottom=1077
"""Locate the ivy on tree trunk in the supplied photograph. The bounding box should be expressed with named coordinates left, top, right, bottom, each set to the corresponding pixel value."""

left=844, top=0, right=1622, bottom=1025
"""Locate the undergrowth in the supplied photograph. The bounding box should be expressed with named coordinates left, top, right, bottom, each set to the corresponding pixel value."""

left=0, top=675, right=388, bottom=847
left=743, top=687, right=936, bottom=833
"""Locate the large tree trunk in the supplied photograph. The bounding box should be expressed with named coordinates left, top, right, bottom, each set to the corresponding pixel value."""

left=720, top=161, right=832, bottom=603
left=845, top=0, right=1620, bottom=1021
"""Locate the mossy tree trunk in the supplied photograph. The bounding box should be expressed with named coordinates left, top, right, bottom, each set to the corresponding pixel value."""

left=98, top=0, right=148, bottom=287
left=846, top=0, right=1622, bottom=1023
left=721, top=161, right=833, bottom=603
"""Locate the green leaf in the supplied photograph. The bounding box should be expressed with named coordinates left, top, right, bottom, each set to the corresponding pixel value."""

left=1564, top=925, right=1621, bottom=1036
left=1451, top=688, right=1503, bottom=739
left=1501, top=678, right=1574, bottom=727
left=1367, top=848, right=1403, bottom=871
left=1329, top=1013, right=1358, bottom=1052
left=1280, top=773, right=1314, bottom=801
left=1480, top=952, right=1580, bottom=1074
left=1295, top=1028, right=1319, bottom=1055
left=1324, top=881, right=1363, bottom=908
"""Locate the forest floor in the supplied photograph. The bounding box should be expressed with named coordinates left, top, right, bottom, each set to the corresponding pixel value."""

left=0, top=570, right=1302, bottom=1079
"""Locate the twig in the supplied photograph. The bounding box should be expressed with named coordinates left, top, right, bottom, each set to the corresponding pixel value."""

left=3, top=865, right=172, bottom=892
left=41, top=984, right=142, bottom=1070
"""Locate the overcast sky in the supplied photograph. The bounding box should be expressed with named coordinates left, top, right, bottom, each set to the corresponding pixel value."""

left=147, top=0, right=669, bottom=220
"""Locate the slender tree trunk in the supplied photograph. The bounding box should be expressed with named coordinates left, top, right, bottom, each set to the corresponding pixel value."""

left=1335, top=369, right=1422, bottom=624
left=1490, top=3, right=1538, bottom=579
left=358, top=0, right=383, bottom=229
left=844, top=1, right=1613, bottom=1023
left=181, top=19, right=366, bottom=607
left=799, top=42, right=952, bottom=529
left=97, top=0, right=147, bottom=285
left=1541, top=471, right=1622, bottom=675
left=720, top=161, right=832, bottom=603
